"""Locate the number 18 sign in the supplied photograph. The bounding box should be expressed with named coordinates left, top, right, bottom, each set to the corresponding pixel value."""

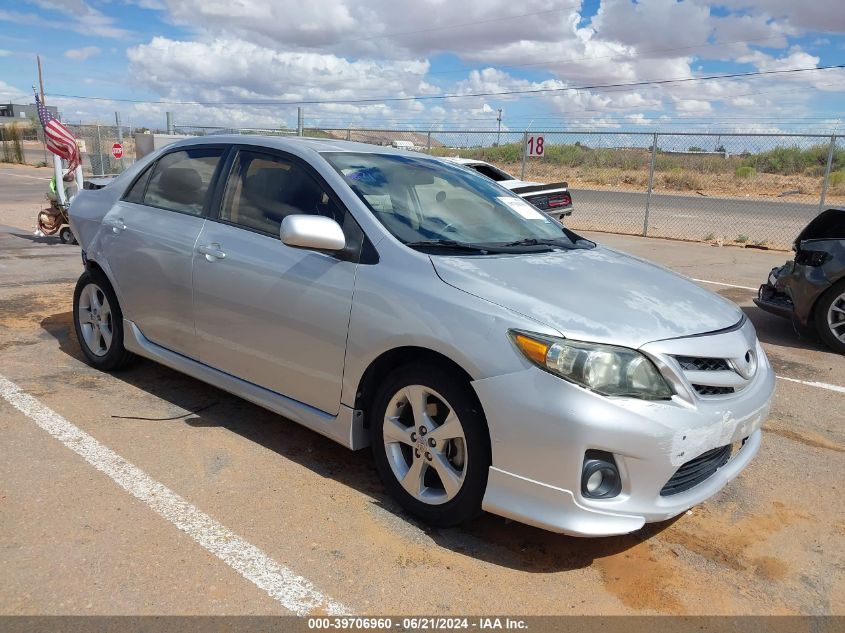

left=526, top=134, right=545, bottom=158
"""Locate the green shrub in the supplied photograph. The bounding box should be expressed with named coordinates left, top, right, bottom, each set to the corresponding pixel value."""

left=829, top=171, right=845, bottom=187
left=735, top=166, right=756, bottom=179
left=736, top=235, right=749, bottom=243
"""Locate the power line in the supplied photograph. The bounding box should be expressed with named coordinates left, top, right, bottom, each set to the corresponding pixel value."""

left=48, top=63, right=845, bottom=107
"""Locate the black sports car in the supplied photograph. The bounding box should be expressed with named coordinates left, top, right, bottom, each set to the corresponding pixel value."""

left=754, top=208, right=845, bottom=353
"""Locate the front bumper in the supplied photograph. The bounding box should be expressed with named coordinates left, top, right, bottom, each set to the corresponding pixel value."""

left=472, top=335, right=775, bottom=537
left=753, top=266, right=796, bottom=321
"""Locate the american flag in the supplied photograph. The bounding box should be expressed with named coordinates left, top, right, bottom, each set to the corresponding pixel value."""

left=35, top=93, right=80, bottom=177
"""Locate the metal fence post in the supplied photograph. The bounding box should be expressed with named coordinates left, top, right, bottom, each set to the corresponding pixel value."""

left=345, top=128, right=351, bottom=141
left=115, top=112, right=124, bottom=172
left=819, top=134, right=836, bottom=214
left=427, top=131, right=432, bottom=153
left=643, top=132, right=658, bottom=236
left=95, top=123, right=103, bottom=176
left=521, top=131, right=528, bottom=180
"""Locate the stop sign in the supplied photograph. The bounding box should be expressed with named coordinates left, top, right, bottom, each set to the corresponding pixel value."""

left=111, top=143, right=123, bottom=159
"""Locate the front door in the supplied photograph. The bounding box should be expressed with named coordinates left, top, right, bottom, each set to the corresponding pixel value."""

left=191, top=149, right=360, bottom=415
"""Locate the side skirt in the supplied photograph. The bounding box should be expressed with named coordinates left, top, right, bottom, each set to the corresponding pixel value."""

left=123, top=320, right=370, bottom=450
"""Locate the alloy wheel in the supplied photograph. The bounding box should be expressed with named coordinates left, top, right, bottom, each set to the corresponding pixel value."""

left=827, top=291, right=845, bottom=344
left=382, top=385, right=468, bottom=505
left=77, top=282, right=114, bottom=357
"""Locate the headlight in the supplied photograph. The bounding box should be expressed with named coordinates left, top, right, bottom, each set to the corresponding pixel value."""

left=509, top=330, right=673, bottom=400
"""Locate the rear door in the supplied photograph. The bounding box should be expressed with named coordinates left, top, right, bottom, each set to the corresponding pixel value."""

left=100, top=145, right=227, bottom=357
left=191, top=147, right=364, bottom=414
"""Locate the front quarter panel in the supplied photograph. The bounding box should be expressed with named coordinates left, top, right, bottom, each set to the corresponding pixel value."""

left=340, top=239, right=560, bottom=408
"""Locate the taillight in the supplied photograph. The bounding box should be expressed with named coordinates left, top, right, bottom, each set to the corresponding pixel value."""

left=548, top=193, right=571, bottom=208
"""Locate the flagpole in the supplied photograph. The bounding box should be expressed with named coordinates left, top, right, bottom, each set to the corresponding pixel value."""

left=37, top=56, right=49, bottom=166
left=35, top=57, right=67, bottom=205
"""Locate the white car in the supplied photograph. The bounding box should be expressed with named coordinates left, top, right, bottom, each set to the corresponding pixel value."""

left=443, top=157, right=573, bottom=220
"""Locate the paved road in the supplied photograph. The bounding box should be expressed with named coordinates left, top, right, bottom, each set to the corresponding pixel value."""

left=0, top=220, right=842, bottom=617
left=569, top=188, right=824, bottom=248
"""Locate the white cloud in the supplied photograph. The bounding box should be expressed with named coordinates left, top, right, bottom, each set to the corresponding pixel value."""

left=65, top=46, right=101, bottom=61
left=0, top=81, right=28, bottom=103
left=0, top=2, right=129, bottom=38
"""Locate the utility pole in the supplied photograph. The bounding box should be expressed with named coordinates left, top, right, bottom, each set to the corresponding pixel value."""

left=37, top=56, right=48, bottom=165
left=297, top=107, right=304, bottom=136
left=496, top=108, right=502, bottom=146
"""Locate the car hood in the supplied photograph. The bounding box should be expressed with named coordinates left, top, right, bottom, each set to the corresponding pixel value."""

left=430, top=246, right=743, bottom=349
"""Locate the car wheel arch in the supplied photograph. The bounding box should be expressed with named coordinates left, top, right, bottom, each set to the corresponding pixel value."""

left=83, top=258, right=128, bottom=316
left=354, top=346, right=483, bottom=430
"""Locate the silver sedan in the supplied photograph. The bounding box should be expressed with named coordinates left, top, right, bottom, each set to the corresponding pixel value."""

left=69, top=136, right=775, bottom=536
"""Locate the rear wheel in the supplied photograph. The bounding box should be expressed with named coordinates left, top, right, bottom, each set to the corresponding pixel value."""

left=370, top=364, right=490, bottom=527
left=815, top=280, right=845, bottom=354
left=73, top=269, right=135, bottom=370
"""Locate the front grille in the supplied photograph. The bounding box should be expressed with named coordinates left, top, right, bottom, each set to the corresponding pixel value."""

left=660, top=445, right=732, bottom=496
left=692, top=384, right=735, bottom=396
left=676, top=356, right=730, bottom=371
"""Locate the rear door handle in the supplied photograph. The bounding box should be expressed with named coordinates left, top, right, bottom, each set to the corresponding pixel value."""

left=197, top=243, right=226, bottom=261
left=103, top=217, right=126, bottom=233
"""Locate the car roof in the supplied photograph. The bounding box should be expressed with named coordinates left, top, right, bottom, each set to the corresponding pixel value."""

left=163, top=134, right=432, bottom=158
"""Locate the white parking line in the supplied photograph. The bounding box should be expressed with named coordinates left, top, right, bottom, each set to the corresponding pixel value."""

left=0, top=374, right=350, bottom=616
left=692, top=278, right=757, bottom=291
left=777, top=375, right=845, bottom=394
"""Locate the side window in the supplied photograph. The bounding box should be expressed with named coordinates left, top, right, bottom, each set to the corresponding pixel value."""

left=221, top=151, right=342, bottom=236
left=142, top=147, right=224, bottom=216
left=123, top=164, right=153, bottom=203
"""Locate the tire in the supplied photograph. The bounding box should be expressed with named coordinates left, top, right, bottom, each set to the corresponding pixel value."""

left=72, top=269, right=135, bottom=370
left=814, top=279, right=845, bottom=354
left=369, top=364, right=490, bottom=528
left=59, top=226, right=73, bottom=244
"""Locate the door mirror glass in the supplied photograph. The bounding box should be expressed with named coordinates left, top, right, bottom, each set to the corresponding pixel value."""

left=281, top=215, right=346, bottom=251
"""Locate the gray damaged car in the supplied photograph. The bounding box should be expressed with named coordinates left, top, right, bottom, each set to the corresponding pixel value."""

left=754, top=209, right=845, bottom=354
left=69, top=136, right=775, bottom=536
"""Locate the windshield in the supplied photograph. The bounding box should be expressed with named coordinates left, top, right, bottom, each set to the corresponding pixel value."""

left=322, top=152, right=578, bottom=249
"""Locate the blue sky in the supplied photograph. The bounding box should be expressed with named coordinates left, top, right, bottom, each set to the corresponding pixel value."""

left=1, top=0, right=843, bottom=132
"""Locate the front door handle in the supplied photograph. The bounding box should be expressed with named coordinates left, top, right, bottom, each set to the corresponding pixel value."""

left=103, top=217, right=126, bottom=233
left=197, top=243, right=226, bottom=261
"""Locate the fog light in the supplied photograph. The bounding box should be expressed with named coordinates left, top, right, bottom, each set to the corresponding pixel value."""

left=586, top=469, right=604, bottom=493
left=581, top=450, right=622, bottom=499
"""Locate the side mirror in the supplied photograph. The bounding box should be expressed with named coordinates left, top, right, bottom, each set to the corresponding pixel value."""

left=281, top=215, right=346, bottom=252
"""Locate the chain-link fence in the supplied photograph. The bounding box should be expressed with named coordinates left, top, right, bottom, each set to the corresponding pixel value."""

left=63, top=124, right=136, bottom=177
left=307, top=128, right=841, bottom=249
left=6, top=119, right=841, bottom=249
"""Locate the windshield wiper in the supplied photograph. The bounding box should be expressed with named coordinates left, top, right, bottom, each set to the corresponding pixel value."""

left=498, top=238, right=590, bottom=250
left=403, top=240, right=492, bottom=254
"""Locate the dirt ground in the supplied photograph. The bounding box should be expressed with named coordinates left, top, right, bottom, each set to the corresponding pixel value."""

left=0, top=168, right=843, bottom=616
left=491, top=161, right=845, bottom=206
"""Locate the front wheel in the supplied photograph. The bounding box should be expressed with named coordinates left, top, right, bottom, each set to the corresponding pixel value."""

left=370, top=365, right=490, bottom=527
left=73, top=269, right=135, bottom=370
left=815, top=280, right=845, bottom=354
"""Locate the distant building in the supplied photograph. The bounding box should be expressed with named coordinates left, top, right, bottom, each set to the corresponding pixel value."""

left=0, top=102, right=60, bottom=125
